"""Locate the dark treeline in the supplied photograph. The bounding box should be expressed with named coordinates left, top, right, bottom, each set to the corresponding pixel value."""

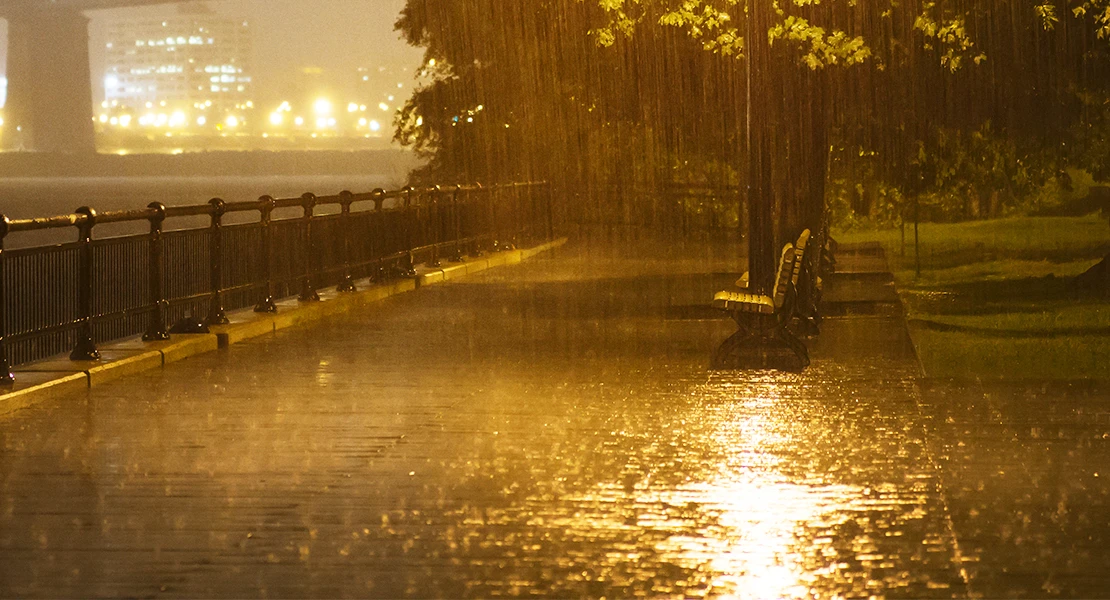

left=394, top=0, right=1110, bottom=290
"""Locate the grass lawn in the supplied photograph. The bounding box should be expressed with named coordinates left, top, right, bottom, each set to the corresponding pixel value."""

left=835, top=214, right=1110, bottom=381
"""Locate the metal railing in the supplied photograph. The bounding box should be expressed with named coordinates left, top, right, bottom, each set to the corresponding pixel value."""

left=0, top=181, right=555, bottom=383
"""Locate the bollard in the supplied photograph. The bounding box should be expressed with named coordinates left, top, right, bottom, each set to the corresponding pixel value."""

left=206, top=198, right=229, bottom=325
left=70, top=207, right=100, bottom=361
left=337, top=191, right=357, bottom=293
left=299, top=193, right=321, bottom=302
left=142, top=202, right=170, bottom=342
left=451, top=184, right=465, bottom=262
left=254, top=195, right=277, bottom=313
left=0, top=215, right=14, bottom=384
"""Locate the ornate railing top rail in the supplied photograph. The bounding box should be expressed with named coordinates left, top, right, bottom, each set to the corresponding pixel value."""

left=0, top=182, right=542, bottom=236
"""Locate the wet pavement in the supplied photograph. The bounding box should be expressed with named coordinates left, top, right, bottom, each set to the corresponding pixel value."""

left=0, top=243, right=1107, bottom=598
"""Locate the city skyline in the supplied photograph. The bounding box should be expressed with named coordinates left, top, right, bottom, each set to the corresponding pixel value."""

left=0, top=0, right=423, bottom=108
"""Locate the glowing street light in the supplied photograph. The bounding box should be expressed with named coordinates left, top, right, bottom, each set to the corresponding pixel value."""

left=270, top=112, right=284, bottom=126
left=314, top=98, right=333, bottom=116
left=226, top=115, right=240, bottom=128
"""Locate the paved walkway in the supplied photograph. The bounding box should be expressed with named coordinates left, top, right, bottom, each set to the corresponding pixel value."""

left=0, top=242, right=1106, bottom=598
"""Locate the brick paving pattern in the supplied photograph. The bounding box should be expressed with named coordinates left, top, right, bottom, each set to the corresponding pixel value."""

left=0, top=245, right=1106, bottom=597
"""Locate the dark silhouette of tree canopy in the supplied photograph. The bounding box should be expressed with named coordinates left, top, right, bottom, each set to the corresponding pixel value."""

left=395, top=0, right=1110, bottom=291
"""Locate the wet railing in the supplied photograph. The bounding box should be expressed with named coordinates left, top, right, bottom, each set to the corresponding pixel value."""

left=0, top=181, right=555, bottom=382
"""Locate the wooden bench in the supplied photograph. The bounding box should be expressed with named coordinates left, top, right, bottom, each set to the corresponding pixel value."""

left=711, top=232, right=810, bottom=370
left=795, top=222, right=827, bottom=335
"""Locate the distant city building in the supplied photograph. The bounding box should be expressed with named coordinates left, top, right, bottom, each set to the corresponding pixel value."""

left=103, top=13, right=253, bottom=111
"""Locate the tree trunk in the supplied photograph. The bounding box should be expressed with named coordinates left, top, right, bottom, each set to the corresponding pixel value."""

left=746, top=5, right=829, bottom=293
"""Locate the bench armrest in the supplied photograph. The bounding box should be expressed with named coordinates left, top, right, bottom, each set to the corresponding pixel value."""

left=735, top=271, right=749, bottom=289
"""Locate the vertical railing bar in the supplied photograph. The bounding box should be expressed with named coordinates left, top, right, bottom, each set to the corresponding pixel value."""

left=472, top=183, right=485, bottom=257
left=254, top=195, right=277, bottom=313
left=451, top=185, right=465, bottom=262
left=206, top=198, right=230, bottom=325
left=142, top=201, right=170, bottom=341
left=337, top=190, right=357, bottom=293
left=371, top=188, right=386, bottom=282
left=397, top=186, right=417, bottom=278
left=490, top=184, right=503, bottom=251
left=545, top=182, right=555, bottom=241
left=0, top=216, right=13, bottom=384
left=70, top=207, right=100, bottom=361
left=299, top=192, right=321, bottom=302
left=429, top=185, right=443, bottom=268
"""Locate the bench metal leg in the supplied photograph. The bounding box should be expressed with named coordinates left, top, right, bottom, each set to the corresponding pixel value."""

left=711, top=314, right=809, bottom=372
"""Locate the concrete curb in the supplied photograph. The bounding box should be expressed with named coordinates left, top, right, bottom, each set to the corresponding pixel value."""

left=0, top=237, right=568, bottom=417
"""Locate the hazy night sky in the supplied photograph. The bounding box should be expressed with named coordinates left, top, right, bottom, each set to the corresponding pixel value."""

left=1, top=0, right=425, bottom=105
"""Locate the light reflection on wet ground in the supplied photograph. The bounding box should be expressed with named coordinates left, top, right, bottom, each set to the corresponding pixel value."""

left=0, top=246, right=1104, bottom=597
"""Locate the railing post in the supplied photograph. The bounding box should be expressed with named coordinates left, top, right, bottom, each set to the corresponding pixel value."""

left=914, top=193, right=921, bottom=279
left=299, top=192, right=321, bottom=302
left=451, top=184, right=465, bottom=262
left=529, top=183, right=539, bottom=242
left=545, top=182, right=555, bottom=241
left=397, top=186, right=416, bottom=277
left=71, top=207, right=100, bottom=361
left=490, top=184, right=503, bottom=251
left=337, top=190, right=357, bottom=293
left=371, top=188, right=386, bottom=281
left=206, top=198, right=229, bottom=325
left=471, top=183, right=485, bottom=256
left=254, top=195, right=277, bottom=313
left=428, top=185, right=442, bottom=268
left=509, top=184, right=521, bottom=249
left=142, top=202, right=170, bottom=342
left=0, top=216, right=14, bottom=384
